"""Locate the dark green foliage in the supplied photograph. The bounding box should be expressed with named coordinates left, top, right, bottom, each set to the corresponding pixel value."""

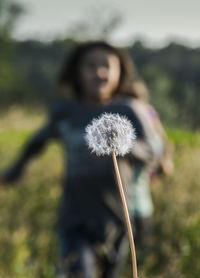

left=128, top=41, right=200, bottom=128
left=1, top=39, right=200, bottom=128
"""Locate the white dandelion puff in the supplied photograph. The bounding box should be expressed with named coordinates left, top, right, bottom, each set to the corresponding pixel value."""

left=85, top=113, right=136, bottom=156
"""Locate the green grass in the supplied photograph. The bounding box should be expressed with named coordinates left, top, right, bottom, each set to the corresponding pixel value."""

left=167, top=128, right=200, bottom=147
left=0, top=108, right=200, bottom=278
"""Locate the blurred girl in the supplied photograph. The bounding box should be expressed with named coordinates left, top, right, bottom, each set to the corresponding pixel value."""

left=0, top=41, right=154, bottom=278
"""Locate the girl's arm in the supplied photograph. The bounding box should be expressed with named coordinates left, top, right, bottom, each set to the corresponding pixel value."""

left=130, top=139, right=153, bottom=163
left=0, top=116, right=59, bottom=185
left=124, top=103, right=154, bottom=163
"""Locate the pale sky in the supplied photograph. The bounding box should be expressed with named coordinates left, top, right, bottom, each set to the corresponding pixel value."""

left=13, top=0, right=200, bottom=47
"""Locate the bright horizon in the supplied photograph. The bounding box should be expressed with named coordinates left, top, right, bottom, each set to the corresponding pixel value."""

left=13, top=0, right=200, bottom=47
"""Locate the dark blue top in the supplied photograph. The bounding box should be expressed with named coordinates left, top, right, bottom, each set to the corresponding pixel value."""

left=3, top=98, right=150, bottom=238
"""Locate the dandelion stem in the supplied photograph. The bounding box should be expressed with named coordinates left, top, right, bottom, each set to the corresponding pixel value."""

left=112, top=152, right=139, bottom=278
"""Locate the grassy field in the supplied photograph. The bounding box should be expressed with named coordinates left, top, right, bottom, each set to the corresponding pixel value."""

left=0, top=107, right=200, bottom=278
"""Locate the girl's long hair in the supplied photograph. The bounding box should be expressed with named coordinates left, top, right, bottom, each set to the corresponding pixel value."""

left=58, top=41, right=146, bottom=100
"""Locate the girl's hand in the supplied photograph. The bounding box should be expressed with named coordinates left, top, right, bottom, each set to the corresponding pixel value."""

left=0, top=165, right=22, bottom=184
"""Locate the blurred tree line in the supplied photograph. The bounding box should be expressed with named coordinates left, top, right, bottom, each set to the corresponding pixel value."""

left=3, top=39, right=199, bottom=129
left=1, top=0, right=200, bottom=129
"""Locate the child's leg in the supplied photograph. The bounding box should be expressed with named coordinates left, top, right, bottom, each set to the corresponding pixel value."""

left=100, top=231, right=129, bottom=278
left=57, top=234, right=96, bottom=278
left=134, top=216, right=153, bottom=246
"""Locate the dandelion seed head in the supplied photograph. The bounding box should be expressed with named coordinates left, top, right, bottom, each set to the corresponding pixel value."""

left=85, top=113, right=136, bottom=156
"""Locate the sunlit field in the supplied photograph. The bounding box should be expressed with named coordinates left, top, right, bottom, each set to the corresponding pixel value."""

left=0, top=107, right=199, bottom=278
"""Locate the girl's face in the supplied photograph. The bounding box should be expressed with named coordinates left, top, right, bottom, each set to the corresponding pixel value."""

left=79, top=48, right=121, bottom=104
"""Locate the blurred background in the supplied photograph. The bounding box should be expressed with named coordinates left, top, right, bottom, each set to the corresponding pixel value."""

left=0, top=0, right=200, bottom=277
